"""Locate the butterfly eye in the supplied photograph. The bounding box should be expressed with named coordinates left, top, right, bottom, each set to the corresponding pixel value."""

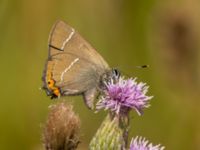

left=113, top=69, right=120, bottom=77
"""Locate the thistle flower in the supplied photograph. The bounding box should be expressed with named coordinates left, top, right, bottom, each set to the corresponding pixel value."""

left=96, top=77, right=153, bottom=115
left=130, top=136, right=165, bottom=150
left=43, top=102, right=81, bottom=150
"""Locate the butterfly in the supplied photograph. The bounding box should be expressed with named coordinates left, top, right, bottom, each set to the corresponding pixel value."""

left=42, top=20, right=120, bottom=109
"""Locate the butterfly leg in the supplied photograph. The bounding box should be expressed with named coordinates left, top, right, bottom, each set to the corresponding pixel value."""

left=83, top=88, right=98, bottom=109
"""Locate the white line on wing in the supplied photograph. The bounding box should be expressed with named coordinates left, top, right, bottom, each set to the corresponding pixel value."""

left=60, top=58, right=79, bottom=82
left=61, top=28, right=75, bottom=50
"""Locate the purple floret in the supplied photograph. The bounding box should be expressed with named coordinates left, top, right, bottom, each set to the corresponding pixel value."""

left=96, top=77, right=153, bottom=115
left=130, top=136, right=165, bottom=150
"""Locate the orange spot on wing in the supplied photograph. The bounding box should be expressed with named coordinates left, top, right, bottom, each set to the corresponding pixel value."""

left=46, top=62, right=61, bottom=97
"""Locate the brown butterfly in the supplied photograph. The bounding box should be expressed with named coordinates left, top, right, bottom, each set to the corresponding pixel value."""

left=42, top=20, right=120, bottom=109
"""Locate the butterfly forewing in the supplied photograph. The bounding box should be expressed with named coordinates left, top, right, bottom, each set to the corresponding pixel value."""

left=48, top=21, right=109, bottom=69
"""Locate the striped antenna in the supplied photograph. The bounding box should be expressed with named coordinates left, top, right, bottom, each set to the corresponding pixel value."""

left=136, top=65, right=149, bottom=68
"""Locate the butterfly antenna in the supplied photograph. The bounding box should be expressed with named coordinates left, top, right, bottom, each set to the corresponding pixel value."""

left=136, top=65, right=149, bottom=69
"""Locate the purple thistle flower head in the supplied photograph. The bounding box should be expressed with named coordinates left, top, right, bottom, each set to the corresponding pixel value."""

left=96, top=77, right=153, bottom=115
left=130, top=136, right=165, bottom=150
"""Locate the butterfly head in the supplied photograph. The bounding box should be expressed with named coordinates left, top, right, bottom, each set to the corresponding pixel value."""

left=100, top=68, right=121, bottom=88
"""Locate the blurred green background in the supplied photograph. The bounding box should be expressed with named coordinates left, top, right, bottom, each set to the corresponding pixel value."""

left=0, top=0, right=200, bottom=149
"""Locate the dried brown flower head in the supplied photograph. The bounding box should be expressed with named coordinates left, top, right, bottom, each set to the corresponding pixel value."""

left=43, top=102, right=80, bottom=150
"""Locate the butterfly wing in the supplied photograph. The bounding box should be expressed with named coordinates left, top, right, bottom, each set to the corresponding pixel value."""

left=43, top=20, right=109, bottom=108
left=48, top=20, right=108, bottom=68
